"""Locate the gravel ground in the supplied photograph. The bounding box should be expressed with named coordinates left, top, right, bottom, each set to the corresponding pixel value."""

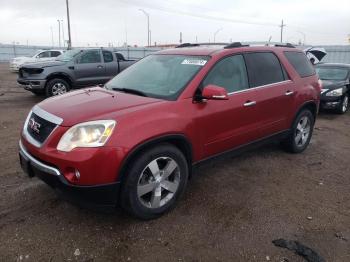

left=0, top=63, right=349, bottom=262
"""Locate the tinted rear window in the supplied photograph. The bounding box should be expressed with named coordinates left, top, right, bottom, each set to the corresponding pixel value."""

left=284, top=51, right=315, bottom=78
left=50, top=51, right=61, bottom=57
left=244, top=52, right=285, bottom=87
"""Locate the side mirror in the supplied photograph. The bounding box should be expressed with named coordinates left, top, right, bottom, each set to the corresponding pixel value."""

left=202, top=84, right=229, bottom=100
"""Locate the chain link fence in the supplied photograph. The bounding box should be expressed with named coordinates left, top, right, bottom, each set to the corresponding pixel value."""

left=1, top=43, right=349, bottom=63
left=0, top=44, right=163, bottom=62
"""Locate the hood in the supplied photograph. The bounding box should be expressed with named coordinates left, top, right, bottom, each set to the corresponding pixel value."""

left=321, top=79, right=349, bottom=90
left=37, top=87, right=164, bottom=126
left=21, top=60, right=67, bottom=69
left=12, top=56, right=32, bottom=63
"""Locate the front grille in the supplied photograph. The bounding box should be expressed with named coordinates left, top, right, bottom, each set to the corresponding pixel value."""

left=19, top=67, right=43, bottom=78
left=26, top=112, right=57, bottom=144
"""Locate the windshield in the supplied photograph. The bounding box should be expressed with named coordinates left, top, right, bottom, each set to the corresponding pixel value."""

left=316, top=67, right=349, bottom=81
left=56, top=49, right=81, bottom=61
left=105, top=54, right=209, bottom=100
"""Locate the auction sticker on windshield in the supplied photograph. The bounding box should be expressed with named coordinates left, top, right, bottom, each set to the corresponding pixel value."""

left=181, top=59, right=207, bottom=66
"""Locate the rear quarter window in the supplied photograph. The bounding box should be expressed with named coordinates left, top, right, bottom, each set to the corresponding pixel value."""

left=284, top=51, right=315, bottom=78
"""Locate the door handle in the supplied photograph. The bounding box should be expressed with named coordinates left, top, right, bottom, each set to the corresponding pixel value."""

left=285, top=90, right=294, bottom=96
left=68, top=66, right=74, bottom=70
left=243, top=101, right=256, bottom=107
left=97, top=65, right=104, bottom=69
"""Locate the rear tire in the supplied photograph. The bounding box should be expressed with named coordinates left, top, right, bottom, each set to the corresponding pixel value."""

left=45, top=78, right=70, bottom=97
left=120, top=144, right=189, bottom=220
left=336, top=94, right=349, bottom=114
left=281, top=109, right=314, bottom=153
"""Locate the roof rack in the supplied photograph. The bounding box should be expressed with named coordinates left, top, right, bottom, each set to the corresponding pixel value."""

left=224, top=42, right=249, bottom=49
left=175, top=43, right=200, bottom=48
left=175, top=42, right=230, bottom=48
left=274, top=43, right=295, bottom=48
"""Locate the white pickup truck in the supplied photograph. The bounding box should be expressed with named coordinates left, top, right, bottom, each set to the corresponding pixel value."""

left=10, top=50, right=64, bottom=72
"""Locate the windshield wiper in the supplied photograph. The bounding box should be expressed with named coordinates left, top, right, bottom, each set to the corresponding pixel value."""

left=111, top=87, right=148, bottom=97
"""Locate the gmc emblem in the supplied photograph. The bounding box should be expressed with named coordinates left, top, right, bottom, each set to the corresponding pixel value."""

left=28, top=118, right=41, bottom=134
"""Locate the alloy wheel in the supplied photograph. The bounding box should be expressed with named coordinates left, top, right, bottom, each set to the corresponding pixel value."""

left=137, top=157, right=180, bottom=209
left=295, top=116, right=311, bottom=147
left=52, top=82, right=67, bottom=96
left=342, top=95, right=349, bottom=113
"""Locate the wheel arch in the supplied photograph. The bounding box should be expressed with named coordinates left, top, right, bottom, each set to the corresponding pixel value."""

left=118, top=134, right=194, bottom=184
left=46, top=72, right=73, bottom=88
left=294, top=100, right=318, bottom=124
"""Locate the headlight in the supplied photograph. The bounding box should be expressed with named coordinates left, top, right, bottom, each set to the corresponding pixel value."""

left=326, top=88, right=343, bottom=97
left=57, top=120, right=116, bottom=152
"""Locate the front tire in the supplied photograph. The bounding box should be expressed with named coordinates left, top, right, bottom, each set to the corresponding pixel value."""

left=120, top=144, right=189, bottom=220
left=336, top=94, right=349, bottom=114
left=45, top=78, right=70, bottom=97
left=282, top=109, right=314, bottom=153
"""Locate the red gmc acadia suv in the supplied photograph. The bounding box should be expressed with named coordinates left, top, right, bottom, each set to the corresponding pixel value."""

left=19, top=43, right=321, bottom=219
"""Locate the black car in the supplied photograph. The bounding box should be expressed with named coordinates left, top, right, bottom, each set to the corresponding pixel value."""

left=316, top=63, right=350, bottom=114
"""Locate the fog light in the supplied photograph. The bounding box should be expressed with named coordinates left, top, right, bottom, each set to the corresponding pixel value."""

left=326, top=102, right=339, bottom=107
left=64, top=167, right=81, bottom=184
left=75, top=169, right=80, bottom=179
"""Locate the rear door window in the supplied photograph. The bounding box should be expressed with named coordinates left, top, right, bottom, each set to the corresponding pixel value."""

left=50, top=51, right=61, bottom=57
left=244, top=52, right=285, bottom=88
left=202, top=55, right=249, bottom=93
left=284, top=51, right=315, bottom=78
left=77, top=50, right=101, bottom=64
left=103, top=51, right=114, bottom=62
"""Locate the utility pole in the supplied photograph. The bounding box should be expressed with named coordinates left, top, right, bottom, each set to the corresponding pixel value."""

left=66, top=0, right=72, bottom=49
left=180, top=32, right=182, bottom=44
left=139, top=9, right=150, bottom=46
left=279, top=19, right=286, bottom=43
left=61, top=20, right=65, bottom=47
left=57, top=19, right=61, bottom=47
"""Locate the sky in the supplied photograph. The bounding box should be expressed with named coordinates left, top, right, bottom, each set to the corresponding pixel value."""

left=0, top=0, right=349, bottom=47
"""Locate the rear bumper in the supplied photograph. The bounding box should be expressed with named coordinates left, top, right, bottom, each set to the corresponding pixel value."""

left=17, top=78, right=46, bottom=90
left=19, top=140, right=120, bottom=209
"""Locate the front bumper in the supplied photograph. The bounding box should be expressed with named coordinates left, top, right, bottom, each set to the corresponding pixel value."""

left=10, top=63, right=20, bottom=72
left=320, top=95, right=342, bottom=109
left=19, top=140, right=120, bottom=209
left=17, top=78, right=47, bottom=90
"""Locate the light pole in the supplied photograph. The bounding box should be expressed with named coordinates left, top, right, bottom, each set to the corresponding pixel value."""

left=57, top=19, right=61, bottom=47
left=66, top=0, right=72, bottom=49
left=61, top=20, right=65, bottom=47
left=50, top=26, right=54, bottom=47
left=139, top=9, right=150, bottom=46
left=213, top=27, right=223, bottom=43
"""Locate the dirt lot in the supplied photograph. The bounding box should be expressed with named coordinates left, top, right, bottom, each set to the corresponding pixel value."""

left=0, top=63, right=349, bottom=262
